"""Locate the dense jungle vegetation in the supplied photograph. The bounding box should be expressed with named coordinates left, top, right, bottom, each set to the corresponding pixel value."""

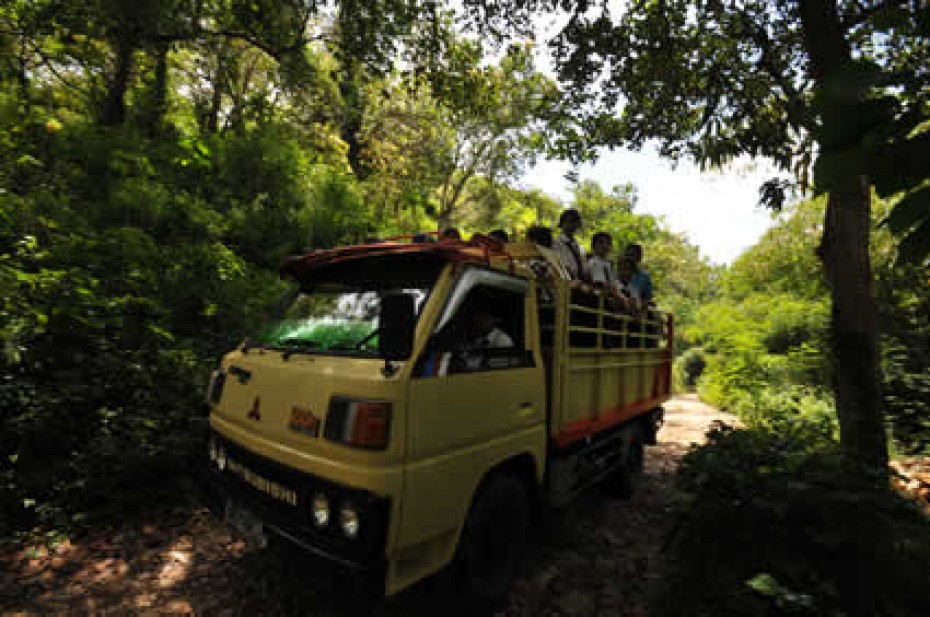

left=677, top=195, right=930, bottom=456
left=0, top=0, right=716, bottom=532
left=2, top=0, right=929, bottom=614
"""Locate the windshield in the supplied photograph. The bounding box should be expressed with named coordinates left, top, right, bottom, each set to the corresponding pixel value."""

left=248, top=253, right=444, bottom=357
left=249, top=287, right=429, bottom=356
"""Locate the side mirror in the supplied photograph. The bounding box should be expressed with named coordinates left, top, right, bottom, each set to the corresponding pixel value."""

left=379, top=293, right=416, bottom=361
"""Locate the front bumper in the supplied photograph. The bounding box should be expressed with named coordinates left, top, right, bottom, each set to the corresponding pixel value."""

left=203, top=432, right=390, bottom=577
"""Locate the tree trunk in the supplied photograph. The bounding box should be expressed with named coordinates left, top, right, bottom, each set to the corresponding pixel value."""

left=100, top=37, right=134, bottom=126
left=18, top=34, right=30, bottom=107
left=205, top=46, right=225, bottom=135
left=436, top=209, right=453, bottom=233
left=800, top=0, right=887, bottom=471
left=140, top=40, right=169, bottom=136
left=339, top=71, right=366, bottom=179
left=820, top=179, right=888, bottom=471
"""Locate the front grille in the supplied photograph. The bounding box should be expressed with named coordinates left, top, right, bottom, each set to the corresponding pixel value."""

left=210, top=432, right=389, bottom=564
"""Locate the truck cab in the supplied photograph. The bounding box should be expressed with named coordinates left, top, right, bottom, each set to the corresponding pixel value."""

left=205, top=235, right=671, bottom=601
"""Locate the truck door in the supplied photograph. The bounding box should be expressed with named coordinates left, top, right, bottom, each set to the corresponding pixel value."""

left=397, top=267, right=546, bottom=568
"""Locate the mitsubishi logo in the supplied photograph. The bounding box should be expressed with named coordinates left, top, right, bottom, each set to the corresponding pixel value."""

left=248, top=396, right=262, bottom=421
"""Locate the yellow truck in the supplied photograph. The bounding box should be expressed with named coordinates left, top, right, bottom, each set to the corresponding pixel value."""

left=204, top=234, right=672, bottom=604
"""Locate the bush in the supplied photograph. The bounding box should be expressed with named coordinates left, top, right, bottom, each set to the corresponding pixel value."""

left=740, top=385, right=837, bottom=439
left=0, top=122, right=292, bottom=534
left=655, top=424, right=930, bottom=617
left=677, top=347, right=707, bottom=388
left=761, top=299, right=828, bottom=355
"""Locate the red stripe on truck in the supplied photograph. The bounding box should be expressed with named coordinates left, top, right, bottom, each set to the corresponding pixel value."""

left=552, top=396, right=668, bottom=450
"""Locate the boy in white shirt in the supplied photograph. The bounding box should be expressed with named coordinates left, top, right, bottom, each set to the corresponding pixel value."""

left=589, top=232, right=616, bottom=286
left=590, top=232, right=632, bottom=310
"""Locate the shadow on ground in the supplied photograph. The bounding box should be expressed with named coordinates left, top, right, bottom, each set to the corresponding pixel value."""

left=1, top=395, right=733, bottom=616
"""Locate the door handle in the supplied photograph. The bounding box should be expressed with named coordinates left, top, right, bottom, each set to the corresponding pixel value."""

left=517, top=402, right=534, bottom=416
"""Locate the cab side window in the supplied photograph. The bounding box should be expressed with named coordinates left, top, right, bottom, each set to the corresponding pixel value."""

left=416, top=284, right=531, bottom=376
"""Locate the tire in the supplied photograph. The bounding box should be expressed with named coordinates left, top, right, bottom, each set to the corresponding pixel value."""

left=642, top=407, right=663, bottom=445
left=608, top=425, right=645, bottom=500
left=452, top=473, right=529, bottom=612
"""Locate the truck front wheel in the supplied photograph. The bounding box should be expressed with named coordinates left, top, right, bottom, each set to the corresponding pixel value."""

left=453, top=472, right=529, bottom=610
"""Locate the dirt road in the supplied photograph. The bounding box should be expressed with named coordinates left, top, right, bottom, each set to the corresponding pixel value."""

left=498, top=393, right=734, bottom=617
left=1, top=395, right=734, bottom=616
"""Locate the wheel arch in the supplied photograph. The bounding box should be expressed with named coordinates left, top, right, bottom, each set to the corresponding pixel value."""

left=463, top=451, right=541, bottom=532
left=481, top=452, right=539, bottom=504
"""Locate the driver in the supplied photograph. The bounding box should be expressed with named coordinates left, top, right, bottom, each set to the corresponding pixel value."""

left=461, top=302, right=513, bottom=371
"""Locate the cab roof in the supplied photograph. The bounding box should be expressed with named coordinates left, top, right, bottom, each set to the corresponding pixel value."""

left=280, top=233, right=525, bottom=280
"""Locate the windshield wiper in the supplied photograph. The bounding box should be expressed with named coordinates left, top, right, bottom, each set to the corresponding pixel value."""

left=277, top=338, right=321, bottom=360
left=327, top=330, right=379, bottom=352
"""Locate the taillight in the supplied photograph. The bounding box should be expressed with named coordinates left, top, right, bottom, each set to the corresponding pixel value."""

left=206, top=369, right=226, bottom=405
left=324, top=398, right=392, bottom=450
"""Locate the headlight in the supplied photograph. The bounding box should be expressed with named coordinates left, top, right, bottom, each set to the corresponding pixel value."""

left=311, top=492, right=330, bottom=528
left=215, top=444, right=227, bottom=471
left=339, top=503, right=360, bottom=539
left=208, top=437, right=218, bottom=462
left=206, top=369, right=226, bottom=404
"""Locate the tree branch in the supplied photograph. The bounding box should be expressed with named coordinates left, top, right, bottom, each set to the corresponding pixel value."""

left=439, top=140, right=490, bottom=219
left=840, top=0, right=902, bottom=31
left=27, top=41, right=90, bottom=96
left=737, top=11, right=814, bottom=131
left=145, top=28, right=330, bottom=60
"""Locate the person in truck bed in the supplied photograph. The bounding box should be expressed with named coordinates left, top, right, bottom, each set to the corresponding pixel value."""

left=623, top=243, right=654, bottom=304
left=553, top=209, right=588, bottom=281
left=588, top=232, right=617, bottom=288
left=441, top=228, right=462, bottom=241
left=489, top=229, right=509, bottom=243
left=589, top=231, right=631, bottom=311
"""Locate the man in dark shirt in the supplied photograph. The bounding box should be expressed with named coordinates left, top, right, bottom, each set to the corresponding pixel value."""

left=623, top=243, right=653, bottom=303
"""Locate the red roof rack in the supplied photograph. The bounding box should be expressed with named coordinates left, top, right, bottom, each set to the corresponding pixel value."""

left=280, top=233, right=516, bottom=279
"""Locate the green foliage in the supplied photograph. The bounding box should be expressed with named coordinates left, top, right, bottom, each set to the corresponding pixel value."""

left=0, top=112, right=305, bottom=532
left=656, top=424, right=930, bottom=617
left=875, top=257, right=930, bottom=456
left=676, top=347, right=706, bottom=389
left=4, top=0, right=925, bottom=541
left=511, top=0, right=928, bottom=468
left=1, top=0, right=694, bottom=535
left=691, top=291, right=831, bottom=407
left=688, top=194, right=930, bottom=454
left=724, top=198, right=827, bottom=302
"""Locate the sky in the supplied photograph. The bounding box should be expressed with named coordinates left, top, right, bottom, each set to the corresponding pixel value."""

left=518, top=149, right=781, bottom=265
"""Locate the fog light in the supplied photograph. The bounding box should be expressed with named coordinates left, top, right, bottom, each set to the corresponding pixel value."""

left=311, top=492, right=330, bottom=527
left=339, top=504, right=360, bottom=539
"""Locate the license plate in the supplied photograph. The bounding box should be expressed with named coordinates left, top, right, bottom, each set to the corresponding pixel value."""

left=225, top=500, right=267, bottom=548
